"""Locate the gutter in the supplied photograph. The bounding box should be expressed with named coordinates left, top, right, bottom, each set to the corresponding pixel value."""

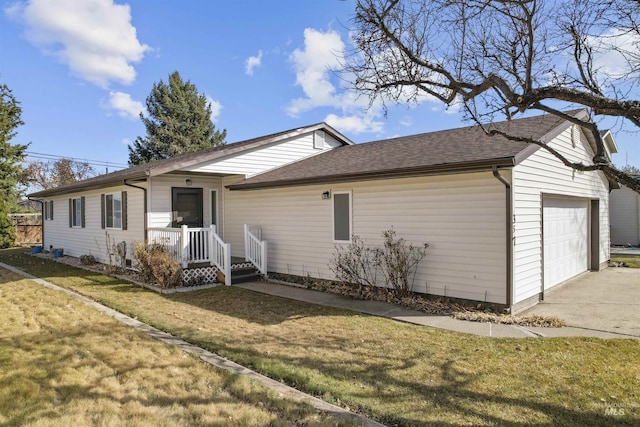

left=492, top=166, right=513, bottom=310
left=27, top=196, right=44, bottom=248
left=228, top=158, right=517, bottom=191
left=124, top=179, right=148, bottom=241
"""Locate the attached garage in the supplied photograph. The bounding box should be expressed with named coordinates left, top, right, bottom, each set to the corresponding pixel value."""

left=543, top=197, right=589, bottom=290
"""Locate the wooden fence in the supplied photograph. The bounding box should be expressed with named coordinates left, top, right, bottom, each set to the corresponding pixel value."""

left=9, top=213, right=42, bottom=246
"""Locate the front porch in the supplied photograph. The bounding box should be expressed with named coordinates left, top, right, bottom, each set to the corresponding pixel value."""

left=147, top=224, right=267, bottom=286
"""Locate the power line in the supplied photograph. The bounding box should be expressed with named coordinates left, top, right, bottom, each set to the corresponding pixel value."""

left=25, top=151, right=128, bottom=169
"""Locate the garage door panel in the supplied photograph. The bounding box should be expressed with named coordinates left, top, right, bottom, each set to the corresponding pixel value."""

left=543, top=198, right=588, bottom=290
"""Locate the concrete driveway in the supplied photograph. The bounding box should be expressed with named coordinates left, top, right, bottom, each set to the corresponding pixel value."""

left=523, top=268, right=640, bottom=338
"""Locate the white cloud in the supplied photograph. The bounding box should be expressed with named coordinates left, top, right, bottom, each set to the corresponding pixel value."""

left=287, top=28, right=383, bottom=134
left=7, top=0, right=149, bottom=88
left=400, top=117, right=413, bottom=127
left=288, top=28, right=345, bottom=115
left=108, top=91, right=143, bottom=119
left=121, top=137, right=131, bottom=146
left=245, top=50, right=263, bottom=76
left=588, top=29, right=640, bottom=77
left=325, top=113, right=383, bottom=134
left=206, top=95, right=222, bottom=123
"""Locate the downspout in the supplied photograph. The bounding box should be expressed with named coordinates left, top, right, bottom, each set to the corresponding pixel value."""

left=124, top=179, right=148, bottom=241
left=27, top=197, right=44, bottom=248
left=492, top=166, right=513, bottom=311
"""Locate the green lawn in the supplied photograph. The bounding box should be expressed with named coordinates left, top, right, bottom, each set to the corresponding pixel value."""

left=1, top=248, right=639, bottom=426
left=0, top=267, right=346, bottom=426
left=611, top=254, right=640, bottom=268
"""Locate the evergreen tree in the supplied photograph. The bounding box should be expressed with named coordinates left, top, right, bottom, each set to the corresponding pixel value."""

left=128, top=71, right=226, bottom=165
left=0, top=83, right=29, bottom=248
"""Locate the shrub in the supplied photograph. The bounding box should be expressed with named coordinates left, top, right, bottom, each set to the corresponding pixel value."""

left=79, top=254, right=96, bottom=265
left=0, top=199, right=16, bottom=249
left=377, top=229, right=429, bottom=294
left=134, top=242, right=183, bottom=288
left=330, top=229, right=428, bottom=295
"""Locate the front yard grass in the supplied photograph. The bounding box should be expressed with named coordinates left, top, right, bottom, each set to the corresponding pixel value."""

left=611, top=254, right=640, bottom=268
left=1, top=248, right=639, bottom=426
left=0, top=268, right=346, bottom=426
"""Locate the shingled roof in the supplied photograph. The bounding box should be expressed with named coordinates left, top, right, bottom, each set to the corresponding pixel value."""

left=228, top=110, right=585, bottom=190
left=29, top=122, right=352, bottom=197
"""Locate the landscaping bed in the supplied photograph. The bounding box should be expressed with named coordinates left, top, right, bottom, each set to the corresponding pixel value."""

left=268, top=272, right=566, bottom=327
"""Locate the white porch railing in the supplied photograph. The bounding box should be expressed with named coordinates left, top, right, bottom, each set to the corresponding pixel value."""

left=148, top=224, right=232, bottom=286
left=244, top=224, right=268, bottom=275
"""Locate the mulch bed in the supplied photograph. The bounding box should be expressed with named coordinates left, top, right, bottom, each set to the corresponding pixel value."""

left=268, top=273, right=566, bottom=328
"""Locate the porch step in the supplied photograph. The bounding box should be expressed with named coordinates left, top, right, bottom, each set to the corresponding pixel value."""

left=231, top=266, right=260, bottom=284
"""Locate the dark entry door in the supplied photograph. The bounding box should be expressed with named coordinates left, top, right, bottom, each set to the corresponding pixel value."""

left=172, top=187, right=203, bottom=228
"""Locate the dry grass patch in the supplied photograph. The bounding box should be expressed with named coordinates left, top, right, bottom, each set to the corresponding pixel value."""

left=0, top=267, right=347, bottom=427
left=1, top=248, right=640, bottom=426
left=611, top=255, right=640, bottom=268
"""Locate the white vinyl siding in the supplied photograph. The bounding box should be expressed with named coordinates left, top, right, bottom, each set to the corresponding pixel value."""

left=42, top=184, right=144, bottom=264
left=224, top=172, right=507, bottom=304
left=512, top=126, right=610, bottom=304
left=610, top=185, right=640, bottom=245
left=182, top=132, right=343, bottom=177
left=148, top=175, right=223, bottom=236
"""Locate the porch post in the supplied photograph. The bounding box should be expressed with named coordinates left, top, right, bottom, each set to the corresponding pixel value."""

left=243, top=224, right=249, bottom=260
left=224, top=242, right=232, bottom=286
left=181, top=224, right=188, bottom=268
left=261, top=240, right=268, bottom=276
left=209, top=224, right=216, bottom=266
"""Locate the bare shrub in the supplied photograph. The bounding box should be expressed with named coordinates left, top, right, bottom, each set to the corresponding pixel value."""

left=330, top=229, right=428, bottom=295
left=377, top=229, right=429, bottom=295
left=330, top=235, right=379, bottom=291
left=134, top=242, right=183, bottom=288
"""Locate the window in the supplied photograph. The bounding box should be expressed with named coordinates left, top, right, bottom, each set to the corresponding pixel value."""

left=333, top=191, right=351, bottom=241
left=44, top=201, right=54, bottom=220
left=101, top=191, right=127, bottom=230
left=69, top=197, right=84, bottom=228
left=105, top=193, right=122, bottom=228
left=313, top=130, right=325, bottom=149
left=172, top=187, right=203, bottom=228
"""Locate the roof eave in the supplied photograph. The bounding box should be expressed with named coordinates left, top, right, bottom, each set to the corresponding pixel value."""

left=28, top=173, right=148, bottom=198
left=227, top=158, right=516, bottom=191
left=513, top=111, right=586, bottom=166
left=152, top=123, right=355, bottom=176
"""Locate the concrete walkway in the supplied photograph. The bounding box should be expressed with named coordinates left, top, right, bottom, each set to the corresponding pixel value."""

left=0, top=262, right=385, bottom=427
left=236, top=280, right=639, bottom=339
left=523, top=268, right=640, bottom=338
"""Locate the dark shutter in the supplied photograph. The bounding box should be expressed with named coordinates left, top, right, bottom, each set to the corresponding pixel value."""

left=68, top=199, right=72, bottom=227
left=81, top=196, right=85, bottom=228
left=101, top=194, right=105, bottom=229
left=50, top=201, right=53, bottom=220
left=121, top=191, right=128, bottom=230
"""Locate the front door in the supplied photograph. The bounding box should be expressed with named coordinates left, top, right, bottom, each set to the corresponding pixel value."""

left=172, top=187, right=203, bottom=228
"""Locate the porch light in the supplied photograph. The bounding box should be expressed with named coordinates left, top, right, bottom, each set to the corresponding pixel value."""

left=185, top=178, right=192, bottom=186
left=322, top=191, right=331, bottom=200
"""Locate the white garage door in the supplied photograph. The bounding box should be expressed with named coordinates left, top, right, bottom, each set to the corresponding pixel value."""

left=543, top=198, right=589, bottom=290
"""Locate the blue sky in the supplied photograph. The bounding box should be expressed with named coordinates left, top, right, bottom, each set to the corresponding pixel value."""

left=1, top=0, right=637, bottom=173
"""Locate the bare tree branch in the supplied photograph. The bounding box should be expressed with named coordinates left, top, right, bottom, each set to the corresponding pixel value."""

left=347, top=0, right=640, bottom=192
